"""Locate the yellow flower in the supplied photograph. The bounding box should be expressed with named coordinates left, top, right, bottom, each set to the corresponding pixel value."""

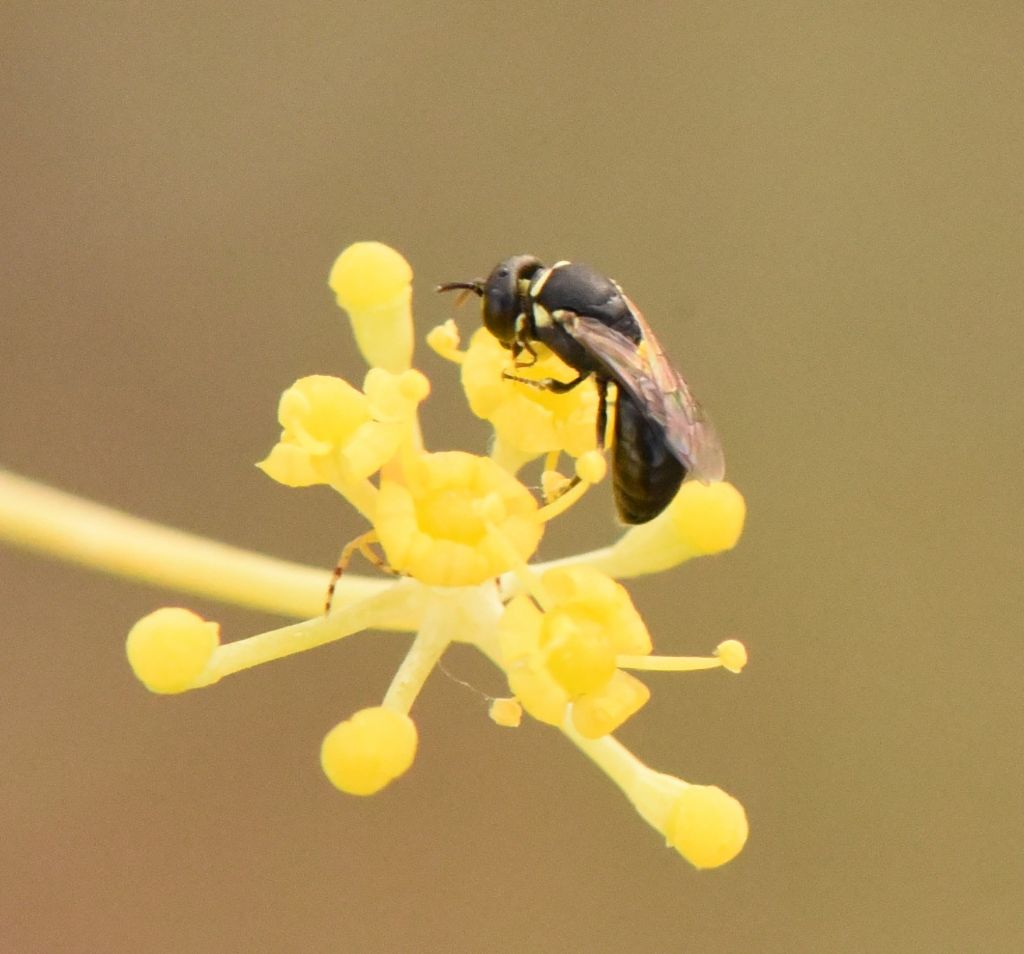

left=499, top=566, right=652, bottom=737
left=374, top=451, right=544, bottom=587
left=257, top=367, right=429, bottom=519
left=329, top=241, right=414, bottom=373
left=463, top=328, right=598, bottom=458
left=257, top=374, right=381, bottom=488
left=0, top=241, right=752, bottom=868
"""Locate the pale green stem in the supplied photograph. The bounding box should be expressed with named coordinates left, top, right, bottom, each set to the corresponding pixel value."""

left=381, top=597, right=454, bottom=713
left=469, top=633, right=682, bottom=836
left=193, top=582, right=425, bottom=686
left=516, top=507, right=703, bottom=584
left=560, top=718, right=685, bottom=837
left=0, top=469, right=392, bottom=619
left=617, top=654, right=723, bottom=672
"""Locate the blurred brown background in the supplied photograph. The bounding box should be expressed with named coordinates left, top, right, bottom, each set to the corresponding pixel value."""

left=2, top=3, right=1022, bottom=952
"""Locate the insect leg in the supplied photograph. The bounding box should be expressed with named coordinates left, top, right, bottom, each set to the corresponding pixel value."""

left=595, top=378, right=609, bottom=449
left=501, top=369, right=592, bottom=392
left=324, top=530, right=398, bottom=615
left=511, top=336, right=540, bottom=369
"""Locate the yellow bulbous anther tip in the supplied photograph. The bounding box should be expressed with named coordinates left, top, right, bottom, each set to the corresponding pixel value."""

left=328, top=242, right=412, bottom=313
left=398, top=368, right=431, bottom=403
left=666, top=785, right=748, bottom=869
left=670, top=481, right=746, bottom=555
left=320, top=706, right=418, bottom=796
left=575, top=450, right=607, bottom=484
left=541, top=469, right=571, bottom=502
left=489, top=697, right=523, bottom=728
left=715, top=639, right=747, bottom=673
left=125, top=607, right=219, bottom=694
left=426, top=321, right=462, bottom=361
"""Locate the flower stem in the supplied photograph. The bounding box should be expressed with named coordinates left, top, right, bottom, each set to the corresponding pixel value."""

left=0, top=469, right=389, bottom=618
left=560, top=717, right=685, bottom=835
left=617, top=654, right=724, bottom=672
left=194, top=584, right=424, bottom=686
left=382, top=598, right=453, bottom=713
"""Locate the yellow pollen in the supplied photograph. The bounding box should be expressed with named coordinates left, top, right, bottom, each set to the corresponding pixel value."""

left=489, top=697, right=523, bottom=728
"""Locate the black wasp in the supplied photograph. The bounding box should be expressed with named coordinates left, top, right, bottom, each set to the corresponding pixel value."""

left=438, top=256, right=724, bottom=523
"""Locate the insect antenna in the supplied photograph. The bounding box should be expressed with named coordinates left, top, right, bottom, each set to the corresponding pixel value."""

left=436, top=280, right=483, bottom=308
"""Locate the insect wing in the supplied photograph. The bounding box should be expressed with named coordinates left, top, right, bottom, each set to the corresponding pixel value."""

left=566, top=310, right=725, bottom=482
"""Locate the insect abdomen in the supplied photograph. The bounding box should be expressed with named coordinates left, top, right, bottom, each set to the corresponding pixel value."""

left=611, top=390, right=686, bottom=524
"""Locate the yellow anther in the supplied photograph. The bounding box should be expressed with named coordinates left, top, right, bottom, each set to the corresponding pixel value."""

left=541, top=469, right=572, bottom=503
left=665, top=784, right=749, bottom=869
left=715, top=639, right=747, bottom=673
left=575, top=449, right=607, bottom=484
left=125, top=607, right=219, bottom=694
left=670, top=480, right=746, bottom=556
left=426, top=320, right=464, bottom=363
left=320, top=706, right=418, bottom=796
left=489, top=697, right=523, bottom=728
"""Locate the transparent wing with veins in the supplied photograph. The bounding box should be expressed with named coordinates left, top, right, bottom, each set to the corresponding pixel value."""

left=565, top=303, right=725, bottom=482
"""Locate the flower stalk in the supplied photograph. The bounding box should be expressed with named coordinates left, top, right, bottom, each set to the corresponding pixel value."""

left=0, top=241, right=751, bottom=868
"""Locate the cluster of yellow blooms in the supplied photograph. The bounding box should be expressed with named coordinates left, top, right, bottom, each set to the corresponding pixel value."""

left=1, top=242, right=750, bottom=869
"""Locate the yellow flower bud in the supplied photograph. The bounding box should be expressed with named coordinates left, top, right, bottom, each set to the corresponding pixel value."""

left=715, top=639, right=748, bottom=673
left=257, top=375, right=377, bottom=487
left=125, top=607, right=219, bottom=694
left=603, top=480, right=747, bottom=577
left=328, top=242, right=414, bottom=372
left=665, top=784, right=749, bottom=869
left=669, top=480, right=746, bottom=555
left=320, top=706, right=418, bottom=796
left=488, top=697, right=523, bottom=728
